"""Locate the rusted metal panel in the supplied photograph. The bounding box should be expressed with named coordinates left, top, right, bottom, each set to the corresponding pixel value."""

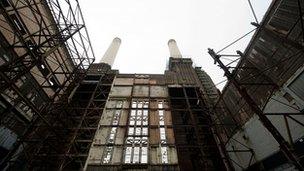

left=149, top=110, right=159, bottom=126
left=168, top=147, right=178, bottom=164
left=150, top=86, right=168, bottom=98
left=149, top=128, right=160, bottom=145
left=165, top=111, right=172, bottom=125
left=149, top=100, right=158, bottom=109
left=150, top=147, right=158, bottom=164
left=110, top=86, right=132, bottom=97
left=166, top=128, right=175, bottom=144
left=114, top=78, right=133, bottom=85
left=133, top=86, right=149, bottom=97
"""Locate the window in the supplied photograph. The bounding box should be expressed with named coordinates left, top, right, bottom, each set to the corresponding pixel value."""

left=48, top=76, right=59, bottom=91
left=132, top=100, right=149, bottom=108
left=158, top=101, right=163, bottom=108
left=38, top=63, right=50, bottom=77
left=142, top=128, right=148, bottom=135
left=159, top=110, right=165, bottom=126
left=124, top=99, right=149, bottom=164
left=141, top=147, right=148, bottom=163
left=158, top=100, right=168, bottom=163
left=161, top=147, right=168, bottom=163
left=135, top=127, right=141, bottom=135
left=108, top=127, right=117, bottom=144
left=133, top=147, right=140, bottom=163
left=125, top=147, right=132, bottom=163
left=143, top=101, right=149, bottom=108
left=112, top=110, right=121, bottom=125
left=9, top=14, right=26, bottom=35
left=132, top=101, right=137, bottom=108
left=116, top=101, right=123, bottom=108
left=160, top=127, right=166, bottom=141
left=128, top=127, right=134, bottom=135
left=102, top=146, right=113, bottom=164
left=124, top=146, right=148, bottom=164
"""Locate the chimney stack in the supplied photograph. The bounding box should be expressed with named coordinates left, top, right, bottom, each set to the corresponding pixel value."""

left=100, top=37, right=121, bottom=66
left=168, top=39, right=182, bottom=58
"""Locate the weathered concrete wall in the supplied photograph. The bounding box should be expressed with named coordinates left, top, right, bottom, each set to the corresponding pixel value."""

left=85, top=76, right=179, bottom=169
left=133, top=86, right=149, bottom=97
left=109, top=86, right=132, bottom=97
left=150, top=86, right=168, bottom=97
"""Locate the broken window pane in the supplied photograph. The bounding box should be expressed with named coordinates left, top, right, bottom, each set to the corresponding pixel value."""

left=10, top=14, right=26, bottom=35
left=158, top=110, right=164, bottom=116
left=142, top=116, right=148, bottom=126
left=143, top=110, right=148, bottom=116
left=158, top=101, right=163, bottom=108
left=133, top=147, right=140, bottom=163
left=142, top=127, right=148, bottom=135
left=128, top=127, right=134, bottom=135
left=116, top=101, right=123, bottom=108
left=135, top=127, right=141, bottom=135
left=143, top=101, right=149, bottom=108
left=136, top=118, right=141, bottom=125
left=160, top=127, right=166, bottom=140
left=161, top=147, right=168, bottom=163
left=137, top=110, right=142, bottom=116
left=141, top=147, right=148, bottom=163
left=142, top=137, right=148, bottom=144
left=126, top=137, right=133, bottom=144
left=102, top=146, right=113, bottom=163
left=129, top=114, right=135, bottom=125
left=112, top=110, right=120, bottom=125
left=125, top=147, right=132, bottom=163
left=138, top=101, right=143, bottom=108
left=108, top=127, right=117, bottom=143
left=134, top=137, right=141, bottom=144
left=132, top=101, right=137, bottom=108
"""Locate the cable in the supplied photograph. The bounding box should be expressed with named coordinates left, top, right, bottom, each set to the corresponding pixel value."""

left=247, top=0, right=259, bottom=24
left=216, top=28, right=256, bottom=54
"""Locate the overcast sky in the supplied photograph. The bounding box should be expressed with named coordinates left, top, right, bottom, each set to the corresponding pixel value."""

left=79, top=0, right=272, bottom=89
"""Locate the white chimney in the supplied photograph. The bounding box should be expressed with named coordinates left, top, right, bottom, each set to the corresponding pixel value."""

left=168, top=39, right=182, bottom=58
left=100, top=37, right=121, bottom=66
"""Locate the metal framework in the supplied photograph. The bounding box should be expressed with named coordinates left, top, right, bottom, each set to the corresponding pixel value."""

left=168, top=86, right=226, bottom=170
left=207, top=0, right=304, bottom=170
left=0, top=0, right=95, bottom=170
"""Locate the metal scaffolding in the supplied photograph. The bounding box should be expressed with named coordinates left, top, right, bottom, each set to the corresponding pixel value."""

left=0, top=0, right=94, bottom=169
left=207, top=0, right=304, bottom=170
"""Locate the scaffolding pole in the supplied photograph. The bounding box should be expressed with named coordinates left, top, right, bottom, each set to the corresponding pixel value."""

left=208, top=48, right=303, bottom=170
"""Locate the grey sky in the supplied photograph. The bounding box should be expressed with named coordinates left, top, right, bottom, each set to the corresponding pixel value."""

left=79, top=0, right=271, bottom=89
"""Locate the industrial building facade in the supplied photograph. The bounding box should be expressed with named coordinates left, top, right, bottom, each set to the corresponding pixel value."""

left=1, top=0, right=304, bottom=170
left=83, top=39, right=225, bottom=170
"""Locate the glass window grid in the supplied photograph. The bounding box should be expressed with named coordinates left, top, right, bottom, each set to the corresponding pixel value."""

left=124, top=99, right=149, bottom=164
left=102, top=100, right=124, bottom=163
left=158, top=101, right=169, bottom=163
